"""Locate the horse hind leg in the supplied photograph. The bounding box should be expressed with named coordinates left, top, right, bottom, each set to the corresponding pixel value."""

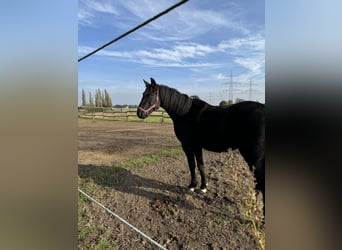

left=239, top=146, right=265, bottom=215
left=254, top=156, right=265, bottom=215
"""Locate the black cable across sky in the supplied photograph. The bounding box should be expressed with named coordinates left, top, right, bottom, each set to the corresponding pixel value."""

left=78, top=0, right=189, bottom=63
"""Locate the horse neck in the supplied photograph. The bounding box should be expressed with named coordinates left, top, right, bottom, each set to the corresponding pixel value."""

left=159, top=85, right=192, bottom=119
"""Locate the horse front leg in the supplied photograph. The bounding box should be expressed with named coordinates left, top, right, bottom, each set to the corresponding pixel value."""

left=194, top=148, right=207, bottom=193
left=182, top=145, right=197, bottom=191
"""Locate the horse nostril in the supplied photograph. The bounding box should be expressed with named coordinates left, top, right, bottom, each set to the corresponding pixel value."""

left=137, top=106, right=150, bottom=119
left=137, top=110, right=146, bottom=119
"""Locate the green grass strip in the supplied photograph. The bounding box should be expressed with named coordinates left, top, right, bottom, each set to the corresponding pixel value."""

left=119, top=146, right=182, bottom=169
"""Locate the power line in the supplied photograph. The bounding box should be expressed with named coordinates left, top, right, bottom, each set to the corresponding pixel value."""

left=229, top=71, right=234, bottom=101
left=78, top=0, right=189, bottom=62
left=222, top=70, right=237, bottom=101
left=249, top=79, right=252, bottom=100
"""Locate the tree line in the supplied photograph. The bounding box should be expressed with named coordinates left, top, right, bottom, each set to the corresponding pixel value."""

left=81, top=88, right=245, bottom=108
left=219, top=98, right=245, bottom=107
left=81, top=89, right=112, bottom=107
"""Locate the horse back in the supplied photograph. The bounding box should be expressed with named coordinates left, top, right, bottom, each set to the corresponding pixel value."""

left=173, top=100, right=264, bottom=152
left=197, top=101, right=265, bottom=151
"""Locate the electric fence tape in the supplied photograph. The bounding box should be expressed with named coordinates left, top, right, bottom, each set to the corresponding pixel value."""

left=78, top=188, right=167, bottom=250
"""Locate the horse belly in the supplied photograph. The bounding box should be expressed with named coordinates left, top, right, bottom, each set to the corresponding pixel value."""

left=197, top=108, right=259, bottom=152
left=196, top=126, right=236, bottom=152
left=202, top=144, right=230, bottom=153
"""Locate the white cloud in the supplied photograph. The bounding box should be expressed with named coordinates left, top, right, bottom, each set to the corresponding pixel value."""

left=218, top=35, right=265, bottom=53
left=117, top=0, right=168, bottom=19
left=115, top=0, right=250, bottom=41
left=78, top=0, right=118, bottom=25
left=177, top=8, right=250, bottom=35
left=78, top=8, right=93, bottom=25
left=78, top=35, right=264, bottom=73
left=215, top=73, right=229, bottom=80
left=135, top=43, right=216, bottom=62
left=217, top=35, right=265, bottom=81
left=84, top=0, right=118, bottom=15
left=138, top=58, right=221, bottom=68
left=234, top=57, right=262, bottom=73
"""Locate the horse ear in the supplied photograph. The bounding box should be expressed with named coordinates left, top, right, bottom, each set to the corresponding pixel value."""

left=143, top=79, right=150, bottom=87
left=150, top=78, right=157, bottom=87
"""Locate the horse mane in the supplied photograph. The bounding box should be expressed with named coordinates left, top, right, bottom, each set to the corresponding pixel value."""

left=159, top=85, right=193, bottom=119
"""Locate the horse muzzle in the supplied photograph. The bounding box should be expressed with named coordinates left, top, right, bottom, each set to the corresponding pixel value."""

left=137, top=104, right=157, bottom=119
left=137, top=107, right=151, bottom=119
left=137, top=108, right=147, bottom=119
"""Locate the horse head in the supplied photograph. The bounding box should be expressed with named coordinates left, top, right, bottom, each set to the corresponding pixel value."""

left=137, top=78, right=160, bottom=119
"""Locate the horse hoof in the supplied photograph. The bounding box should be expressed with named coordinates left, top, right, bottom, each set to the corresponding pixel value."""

left=189, top=187, right=195, bottom=192
left=200, top=184, right=208, bottom=193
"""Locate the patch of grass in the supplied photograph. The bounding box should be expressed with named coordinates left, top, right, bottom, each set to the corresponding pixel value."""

left=119, top=146, right=183, bottom=169
left=239, top=190, right=265, bottom=250
left=78, top=176, right=100, bottom=201
left=211, top=188, right=265, bottom=250
left=142, top=115, right=173, bottom=124
left=79, top=147, right=183, bottom=189
left=78, top=223, right=118, bottom=249
left=78, top=146, right=183, bottom=249
left=78, top=146, right=183, bottom=199
left=78, top=192, right=119, bottom=249
left=78, top=165, right=126, bottom=189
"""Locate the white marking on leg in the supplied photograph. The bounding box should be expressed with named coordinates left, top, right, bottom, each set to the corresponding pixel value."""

left=189, top=187, right=195, bottom=192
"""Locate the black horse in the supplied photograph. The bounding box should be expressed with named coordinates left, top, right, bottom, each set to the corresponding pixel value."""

left=137, top=78, right=265, bottom=212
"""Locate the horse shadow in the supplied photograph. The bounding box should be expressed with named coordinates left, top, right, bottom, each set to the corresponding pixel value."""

left=78, top=164, right=195, bottom=210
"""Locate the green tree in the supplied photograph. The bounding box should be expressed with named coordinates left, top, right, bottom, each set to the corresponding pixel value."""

left=235, top=98, right=245, bottom=103
left=95, top=89, right=102, bottom=107
left=104, top=89, right=112, bottom=107
left=87, top=88, right=113, bottom=107
left=82, top=89, right=87, bottom=106
left=219, top=100, right=228, bottom=107
left=101, top=90, right=106, bottom=107
left=88, top=92, right=94, bottom=106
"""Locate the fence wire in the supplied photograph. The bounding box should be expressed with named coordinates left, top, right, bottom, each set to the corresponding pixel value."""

left=79, top=189, right=168, bottom=250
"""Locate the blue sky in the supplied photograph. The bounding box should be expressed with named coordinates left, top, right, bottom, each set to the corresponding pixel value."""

left=78, top=0, right=264, bottom=106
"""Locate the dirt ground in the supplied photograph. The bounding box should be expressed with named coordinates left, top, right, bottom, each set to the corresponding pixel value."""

left=78, top=119, right=265, bottom=250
